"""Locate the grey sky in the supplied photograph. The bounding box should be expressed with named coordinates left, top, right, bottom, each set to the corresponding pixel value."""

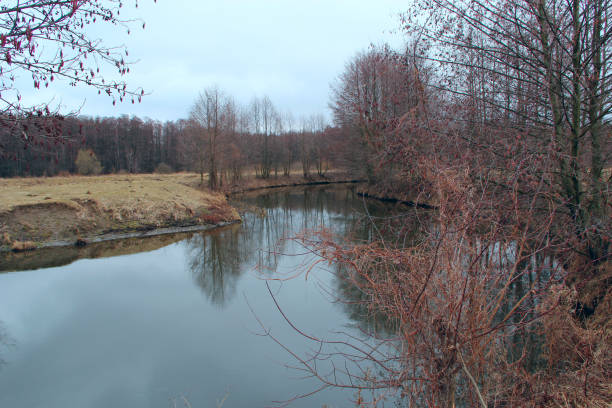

left=19, top=1, right=406, bottom=122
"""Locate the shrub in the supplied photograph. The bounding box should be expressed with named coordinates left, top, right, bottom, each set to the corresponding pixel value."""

left=155, top=162, right=173, bottom=174
left=75, top=149, right=102, bottom=175
left=11, top=240, right=36, bottom=252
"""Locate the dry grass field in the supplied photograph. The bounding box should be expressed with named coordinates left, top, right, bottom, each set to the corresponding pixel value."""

left=0, top=170, right=361, bottom=250
left=0, top=173, right=239, bottom=249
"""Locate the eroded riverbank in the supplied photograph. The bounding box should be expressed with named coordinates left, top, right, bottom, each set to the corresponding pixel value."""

left=0, top=173, right=362, bottom=252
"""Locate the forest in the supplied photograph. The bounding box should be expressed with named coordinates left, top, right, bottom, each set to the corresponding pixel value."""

left=0, top=95, right=340, bottom=187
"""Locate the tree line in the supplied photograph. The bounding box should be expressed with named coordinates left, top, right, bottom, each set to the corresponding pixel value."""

left=185, top=88, right=343, bottom=189
left=0, top=91, right=350, bottom=183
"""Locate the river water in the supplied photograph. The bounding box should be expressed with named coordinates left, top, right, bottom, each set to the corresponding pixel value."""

left=0, top=186, right=408, bottom=408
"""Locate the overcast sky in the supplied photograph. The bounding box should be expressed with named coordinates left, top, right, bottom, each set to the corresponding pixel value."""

left=18, top=1, right=406, bottom=122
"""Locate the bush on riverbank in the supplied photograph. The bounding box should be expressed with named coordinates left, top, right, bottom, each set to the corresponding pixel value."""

left=75, top=149, right=102, bottom=175
left=297, top=167, right=611, bottom=407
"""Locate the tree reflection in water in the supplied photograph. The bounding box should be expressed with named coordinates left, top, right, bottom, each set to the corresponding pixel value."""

left=184, top=184, right=426, bottom=344
left=332, top=202, right=428, bottom=336
left=0, top=321, right=13, bottom=369
left=185, top=225, right=244, bottom=307
left=241, top=188, right=561, bottom=405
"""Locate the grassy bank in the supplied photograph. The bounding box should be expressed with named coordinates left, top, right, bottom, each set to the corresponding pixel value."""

left=221, top=170, right=361, bottom=195
left=0, top=171, right=362, bottom=251
left=0, top=173, right=239, bottom=250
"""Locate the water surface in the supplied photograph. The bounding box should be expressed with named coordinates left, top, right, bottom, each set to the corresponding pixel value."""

left=0, top=186, right=407, bottom=408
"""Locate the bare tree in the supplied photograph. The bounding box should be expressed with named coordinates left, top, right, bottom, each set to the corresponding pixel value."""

left=190, top=86, right=227, bottom=189
left=0, top=0, right=150, bottom=154
left=330, top=45, right=426, bottom=184
left=401, top=0, right=611, bottom=298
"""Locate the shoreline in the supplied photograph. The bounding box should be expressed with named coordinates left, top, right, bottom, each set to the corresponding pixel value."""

left=0, top=173, right=239, bottom=253
left=220, top=171, right=363, bottom=195
left=355, top=190, right=438, bottom=209
left=0, top=173, right=435, bottom=254
left=227, top=178, right=365, bottom=195
left=0, top=173, right=362, bottom=253
left=1, top=220, right=242, bottom=253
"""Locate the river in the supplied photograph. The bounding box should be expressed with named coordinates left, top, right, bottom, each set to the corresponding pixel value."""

left=0, top=186, right=411, bottom=408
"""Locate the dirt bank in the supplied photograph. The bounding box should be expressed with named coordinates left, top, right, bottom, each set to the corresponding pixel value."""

left=0, top=172, right=367, bottom=252
left=0, top=173, right=240, bottom=251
